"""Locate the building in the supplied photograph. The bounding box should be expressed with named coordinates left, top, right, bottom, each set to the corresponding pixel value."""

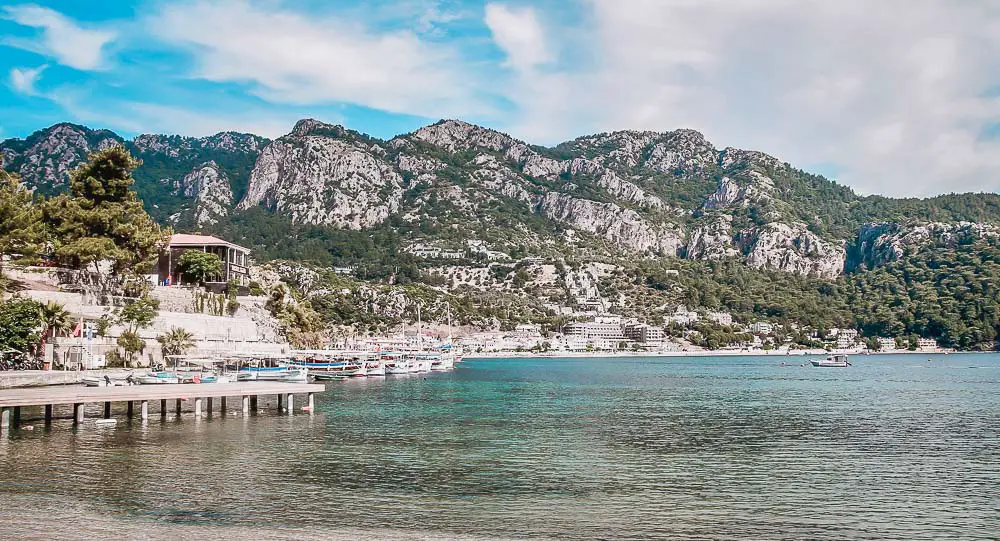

left=158, top=234, right=251, bottom=287
left=836, top=329, right=860, bottom=349
left=706, top=311, right=733, bottom=326
left=877, top=337, right=897, bottom=351
left=750, top=322, right=774, bottom=335
left=917, top=337, right=938, bottom=350
left=665, top=306, right=699, bottom=326
left=623, top=323, right=664, bottom=345
left=564, top=320, right=626, bottom=350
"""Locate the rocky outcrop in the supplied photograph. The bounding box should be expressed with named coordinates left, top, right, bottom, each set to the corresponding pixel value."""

left=176, top=162, right=233, bottom=227
left=239, top=130, right=403, bottom=229
left=741, top=222, right=845, bottom=278
left=411, top=119, right=517, bottom=153
left=854, top=221, right=999, bottom=269
left=537, top=193, right=683, bottom=255
left=687, top=215, right=739, bottom=260
left=0, top=123, right=122, bottom=188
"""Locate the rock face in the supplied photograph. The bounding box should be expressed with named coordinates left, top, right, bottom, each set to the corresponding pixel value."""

left=176, top=162, right=233, bottom=227
left=238, top=120, right=404, bottom=229
left=741, top=222, right=846, bottom=278
left=0, top=123, right=122, bottom=190
left=537, top=193, right=683, bottom=255
left=853, top=221, right=1000, bottom=270
left=687, top=215, right=739, bottom=260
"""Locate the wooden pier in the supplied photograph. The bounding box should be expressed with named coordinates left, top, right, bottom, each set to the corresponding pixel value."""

left=0, top=382, right=326, bottom=434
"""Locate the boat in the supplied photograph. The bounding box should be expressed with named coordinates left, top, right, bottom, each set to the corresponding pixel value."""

left=81, top=375, right=129, bottom=387
left=311, top=373, right=349, bottom=382
left=810, top=354, right=851, bottom=367
left=227, top=354, right=308, bottom=382
left=383, top=353, right=412, bottom=375
left=137, top=372, right=180, bottom=384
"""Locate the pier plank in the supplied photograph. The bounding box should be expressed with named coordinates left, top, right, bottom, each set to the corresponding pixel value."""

left=0, top=383, right=325, bottom=408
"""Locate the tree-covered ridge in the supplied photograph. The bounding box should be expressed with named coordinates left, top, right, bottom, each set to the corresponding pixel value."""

left=845, top=237, right=1000, bottom=350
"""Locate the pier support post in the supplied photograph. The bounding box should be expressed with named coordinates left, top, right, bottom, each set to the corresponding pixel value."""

left=277, top=394, right=284, bottom=412
left=285, top=393, right=294, bottom=415
left=73, top=403, right=85, bottom=425
left=12, top=407, right=20, bottom=427
left=242, top=395, right=249, bottom=414
left=206, top=397, right=213, bottom=415
left=161, top=399, right=167, bottom=417
left=140, top=401, right=148, bottom=421
left=0, top=408, right=10, bottom=434
left=250, top=395, right=258, bottom=411
left=220, top=396, right=227, bottom=414
left=175, top=399, right=182, bottom=417
left=308, top=393, right=315, bottom=414
left=103, top=402, right=111, bottom=419
left=44, top=404, right=53, bottom=424
left=127, top=401, right=134, bottom=418
left=194, top=398, right=203, bottom=417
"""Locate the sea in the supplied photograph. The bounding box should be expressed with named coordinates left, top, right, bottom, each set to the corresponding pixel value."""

left=0, top=353, right=997, bottom=540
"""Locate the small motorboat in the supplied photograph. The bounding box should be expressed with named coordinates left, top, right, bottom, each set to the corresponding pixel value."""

left=810, top=354, right=851, bottom=367
left=82, top=375, right=128, bottom=387
left=311, top=373, right=348, bottom=382
left=137, top=372, right=180, bottom=384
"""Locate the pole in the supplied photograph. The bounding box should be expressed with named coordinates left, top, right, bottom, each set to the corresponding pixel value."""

left=44, top=404, right=53, bottom=424
left=285, top=393, right=293, bottom=415
left=308, top=393, right=315, bottom=414
left=242, top=395, right=250, bottom=414
left=103, top=402, right=111, bottom=419
left=140, top=400, right=149, bottom=421
left=73, top=403, right=85, bottom=425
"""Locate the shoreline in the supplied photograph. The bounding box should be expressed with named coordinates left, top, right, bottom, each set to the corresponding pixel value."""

left=463, top=349, right=961, bottom=360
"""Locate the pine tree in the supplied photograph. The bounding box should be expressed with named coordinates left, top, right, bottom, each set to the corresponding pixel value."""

left=41, top=146, right=169, bottom=296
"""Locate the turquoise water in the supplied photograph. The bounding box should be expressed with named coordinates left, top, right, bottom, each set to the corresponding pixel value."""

left=1, top=354, right=998, bottom=539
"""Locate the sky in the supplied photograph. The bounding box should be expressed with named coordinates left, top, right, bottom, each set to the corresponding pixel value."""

left=2, top=0, right=1000, bottom=197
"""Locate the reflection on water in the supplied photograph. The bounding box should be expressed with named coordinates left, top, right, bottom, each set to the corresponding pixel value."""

left=1, top=354, right=998, bottom=540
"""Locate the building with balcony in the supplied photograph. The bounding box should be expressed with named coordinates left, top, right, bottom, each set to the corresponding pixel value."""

left=158, top=233, right=251, bottom=287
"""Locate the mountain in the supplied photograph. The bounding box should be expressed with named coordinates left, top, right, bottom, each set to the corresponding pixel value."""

left=5, top=118, right=1000, bottom=348
left=4, top=119, right=1000, bottom=277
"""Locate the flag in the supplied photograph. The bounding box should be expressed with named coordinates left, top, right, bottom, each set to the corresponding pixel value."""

left=72, top=318, right=84, bottom=338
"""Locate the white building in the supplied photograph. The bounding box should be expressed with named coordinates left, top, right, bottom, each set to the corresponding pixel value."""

left=750, top=322, right=774, bottom=335
left=666, top=306, right=699, bottom=326
left=623, top=323, right=664, bottom=345
left=877, top=337, right=897, bottom=351
left=917, top=337, right=938, bottom=350
left=836, top=329, right=860, bottom=349
left=706, top=311, right=733, bottom=326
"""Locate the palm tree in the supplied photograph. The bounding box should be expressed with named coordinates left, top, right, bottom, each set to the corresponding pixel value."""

left=156, top=327, right=195, bottom=357
left=41, top=301, right=73, bottom=338
left=37, top=301, right=73, bottom=359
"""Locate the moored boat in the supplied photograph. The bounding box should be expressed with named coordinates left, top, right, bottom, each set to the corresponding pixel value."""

left=810, top=354, right=851, bottom=367
left=137, top=372, right=180, bottom=384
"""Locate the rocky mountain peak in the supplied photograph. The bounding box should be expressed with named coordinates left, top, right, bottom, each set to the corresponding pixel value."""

left=409, top=119, right=519, bottom=153
left=290, top=118, right=344, bottom=138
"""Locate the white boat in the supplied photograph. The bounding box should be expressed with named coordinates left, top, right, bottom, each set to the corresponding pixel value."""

left=81, top=375, right=128, bottom=387
left=409, top=358, right=431, bottom=373
left=137, top=372, right=180, bottom=384
left=810, top=354, right=851, bottom=367
left=365, top=360, right=386, bottom=377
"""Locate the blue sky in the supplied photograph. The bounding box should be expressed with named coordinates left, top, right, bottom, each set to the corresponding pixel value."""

left=2, top=0, right=1000, bottom=197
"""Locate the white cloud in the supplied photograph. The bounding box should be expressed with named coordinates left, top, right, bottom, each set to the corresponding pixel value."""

left=484, top=4, right=551, bottom=70
left=9, top=65, right=46, bottom=95
left=146, top=0, right=484, bottom=119
left=47, top=89, right=309, bottom=138
left=497, top=0, right=1000, bottom=197
left=1, top=5, right=116, bottom=70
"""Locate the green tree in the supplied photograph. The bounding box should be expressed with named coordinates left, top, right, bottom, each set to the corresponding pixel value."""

left=0, top=166, right=44, bottom=288
left=116, top=331, right=146, bottom=367
left=0, top=296, right=44, bottom=354
left=156, top=327, right=195, bottom=357
left=41, top=146, right=169, bottom=295
left=114, top=296, right=158, bottom=367
left=40, top=301, right=73, bottom=339
left=177, top=250, right=223, bottom=285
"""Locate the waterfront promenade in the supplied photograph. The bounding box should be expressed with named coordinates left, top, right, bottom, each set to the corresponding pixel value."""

left=0, top=382, right=325, bottom=434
